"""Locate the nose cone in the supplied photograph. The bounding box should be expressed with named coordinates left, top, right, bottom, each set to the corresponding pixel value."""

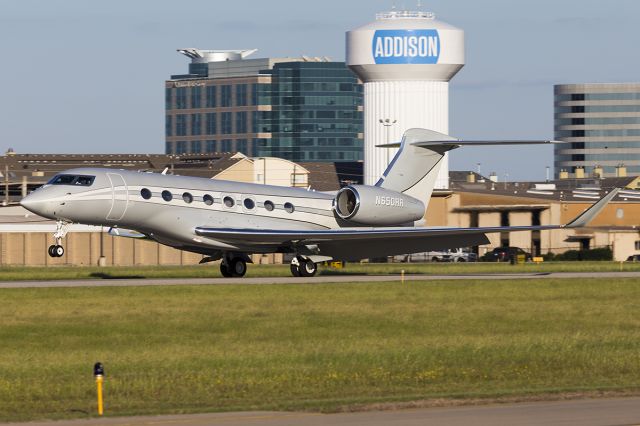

left=20, top=191, right=52, bottom=218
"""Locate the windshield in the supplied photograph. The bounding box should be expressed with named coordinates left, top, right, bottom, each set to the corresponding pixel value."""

left=47, top=174, right=95, bottom=186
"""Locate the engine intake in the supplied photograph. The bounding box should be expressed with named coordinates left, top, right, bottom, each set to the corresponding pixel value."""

left=334, top=185, right=425, bottom=226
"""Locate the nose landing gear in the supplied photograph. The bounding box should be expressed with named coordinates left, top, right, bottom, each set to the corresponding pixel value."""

left=290, top=256, right=318, bottom=277
left=48, top=244, right=65, bottom=258
left=48, top=221, right=69, bottom=258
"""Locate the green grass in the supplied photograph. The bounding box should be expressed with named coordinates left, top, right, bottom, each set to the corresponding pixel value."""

left=1, top=279, right=640, bottom=421
left=0, top=260, right=639, bottom=281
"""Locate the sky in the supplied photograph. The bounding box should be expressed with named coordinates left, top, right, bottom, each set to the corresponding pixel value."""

left=0, top=0, right=638, bottom=181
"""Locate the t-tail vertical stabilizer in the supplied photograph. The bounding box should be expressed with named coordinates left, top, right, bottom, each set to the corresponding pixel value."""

left=375, top=128, right=458, bottom=211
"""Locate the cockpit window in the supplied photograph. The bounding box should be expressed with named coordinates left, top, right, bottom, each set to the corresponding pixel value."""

left=48, top=174, right=95, bottom=186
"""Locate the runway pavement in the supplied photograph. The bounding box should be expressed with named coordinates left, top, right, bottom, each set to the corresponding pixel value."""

left=0, top=271, right=639, bottom=288
left=4, top=397, right=640, bottom=426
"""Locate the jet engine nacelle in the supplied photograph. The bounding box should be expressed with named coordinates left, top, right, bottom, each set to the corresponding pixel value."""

left=333, top=185, right=425, bottom=226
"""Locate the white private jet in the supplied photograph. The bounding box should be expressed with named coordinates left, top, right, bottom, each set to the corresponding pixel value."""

left=20, top=129, right=618, bottom=277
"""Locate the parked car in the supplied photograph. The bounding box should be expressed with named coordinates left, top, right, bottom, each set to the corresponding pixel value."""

left=395, top=248, right=478, bottom=263
left=481, top=247, right=532, bottom=262
left=626, top=254, right=640, bottom=262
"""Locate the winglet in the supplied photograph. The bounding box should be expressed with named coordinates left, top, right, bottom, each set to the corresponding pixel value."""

left=564, top=188, right=620, bottom=228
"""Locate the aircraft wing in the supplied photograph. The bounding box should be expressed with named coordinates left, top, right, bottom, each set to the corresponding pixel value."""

left=194, top=189, right=619, bottom=261
left=194, top=224, right=559, bottom=244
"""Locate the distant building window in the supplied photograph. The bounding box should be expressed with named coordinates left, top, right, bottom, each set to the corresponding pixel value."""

left=221, top=85, right=232, bottom=107
left=252, top=111, right=259, bottom=133
left=236, top=84, right=247, bottom=106
left=190, top=113, right=202, bottom=136
left=175, top=141, right=188, bottom=154
left=165, top=115, right=172, bottom=136
left=176, top=87, right=187, bottom=109
left=206, top=113, right=217, bottom=135
left=221, top=139, right=232, bottom=151
left=635, top=241, right=640, bottom=251
left=203, top=194, right=214, bottom=206
left=161, top=190, right=173, bottom=202
left=191, top=86, right=201, bottom=109
left=236, top=139, right=247, bottom=154
left=140, top=188, right=152, bottom=200
left=251, top=83, right=258, bottom=106
left=235, top=111, right=247, bottom=133
left=176, top=114, right=187, bottom=136
left=206, top=86, right=216, bottom=108
left=165, top=88, right=172, bottom=110
left=182, top=192, right=193, bottom=204
left=223, top=196, right=235, bottom=208
left=191, top=140, right=201, bottom=153
left=205, top=140, right=216, bottom=153
left=165, top=141, right=173, bottom=154
left=221, top=112, right=232, bottom=134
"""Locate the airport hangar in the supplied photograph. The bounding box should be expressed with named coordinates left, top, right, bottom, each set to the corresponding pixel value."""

left=1, top=151, right=640, bottom=266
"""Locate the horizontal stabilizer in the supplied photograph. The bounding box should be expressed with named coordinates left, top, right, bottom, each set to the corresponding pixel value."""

left=377, top=140, right=559, bottom=149
left=413, top=139, right=559, bottom=147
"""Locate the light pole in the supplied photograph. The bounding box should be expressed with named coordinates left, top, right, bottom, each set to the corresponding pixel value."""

left=378, top=118, right=397, bottom=167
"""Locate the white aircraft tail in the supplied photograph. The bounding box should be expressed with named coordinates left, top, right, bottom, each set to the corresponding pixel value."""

left=375, top=129, right=457, bottom=209
left=376, top=128, right=557, bottom=210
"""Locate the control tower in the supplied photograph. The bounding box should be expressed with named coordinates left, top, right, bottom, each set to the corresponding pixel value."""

left=346, top=10, right=465, bottom=188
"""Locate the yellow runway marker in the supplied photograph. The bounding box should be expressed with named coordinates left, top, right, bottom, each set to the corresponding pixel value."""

left=94, top=362, right=104, bottom=416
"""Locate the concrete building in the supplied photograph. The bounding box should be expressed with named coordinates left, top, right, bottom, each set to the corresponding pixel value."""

left=165, top=49, right=363, bottom=163
left=554, top=83, right=640, bottom=178
left=346, top=9, right=465, bottom=188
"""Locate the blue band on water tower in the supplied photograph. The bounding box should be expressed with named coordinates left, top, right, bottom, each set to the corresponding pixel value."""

left=371, top=29, right=440, bottom=64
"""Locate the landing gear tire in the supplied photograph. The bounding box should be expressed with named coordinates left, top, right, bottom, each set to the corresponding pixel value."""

left=290, top=263, right=301, bottom=277
left=220, top=262, right=233, bottom=278
left=48, top=245, right=64, bottom=258
left=220, top=258, right=247, bottom=278
left=229, top=258, right=247, bottom=277
left=299, top=259, right=318, bottom=277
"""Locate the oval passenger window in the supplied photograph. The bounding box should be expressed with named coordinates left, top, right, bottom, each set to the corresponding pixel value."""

left=161, top=190, right=173, bottom=202
left=223, top=196, right=235, bottom=208
left=140, top=188, right=152, bottom=200
left=244, top=198, right=255, bottom=210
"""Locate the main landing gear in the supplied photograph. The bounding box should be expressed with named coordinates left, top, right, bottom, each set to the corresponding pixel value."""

left=290, top=256, right=318, bottom=277
left=48, top=221, right=69, bottom=258
left=219, top=253, right=249, bottom=278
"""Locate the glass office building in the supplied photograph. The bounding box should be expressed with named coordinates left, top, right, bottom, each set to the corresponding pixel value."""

left=554, top=83, right=640, bottom=177
left=165, top=50, right=363, bottom=162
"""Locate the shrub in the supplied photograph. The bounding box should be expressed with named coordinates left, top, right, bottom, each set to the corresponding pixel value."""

left=553, top=247, right=613, bottom=261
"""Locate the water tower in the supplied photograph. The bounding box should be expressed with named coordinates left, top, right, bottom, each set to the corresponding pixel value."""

left=346, top=9, right=465, bottom=188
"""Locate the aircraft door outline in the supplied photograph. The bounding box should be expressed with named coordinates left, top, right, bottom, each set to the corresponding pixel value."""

left=106, top=173, right=129, bottom=221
